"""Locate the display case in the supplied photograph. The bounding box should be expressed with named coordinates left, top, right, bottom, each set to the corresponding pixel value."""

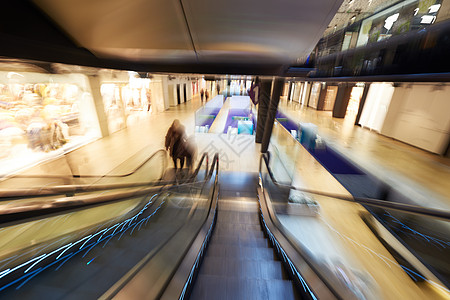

left=0, top=71, right=101, bottom=174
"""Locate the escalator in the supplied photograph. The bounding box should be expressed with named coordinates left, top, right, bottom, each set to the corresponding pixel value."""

left=0, top=151, right=215, bottom=299
left=189, top=172, right=299, bottom=299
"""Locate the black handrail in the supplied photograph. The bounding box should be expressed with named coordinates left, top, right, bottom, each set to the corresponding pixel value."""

left=260, top=153, right=450, bottom=221
left=102, top=153, right=220, bottom=300
left=160, top=153, right=219, bottom=300
left=0, top=152, right=209, bottom=199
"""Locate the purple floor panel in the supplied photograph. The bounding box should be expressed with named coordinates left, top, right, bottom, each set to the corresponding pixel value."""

left=195, top=107, right=222, bottom=127
left=223, top=108, right=254, bottom=133
left=276, top=111, right=298, bottom=132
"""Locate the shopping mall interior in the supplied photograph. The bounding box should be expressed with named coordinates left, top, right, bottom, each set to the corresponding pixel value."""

left=0, top=0, right=449, bottom=299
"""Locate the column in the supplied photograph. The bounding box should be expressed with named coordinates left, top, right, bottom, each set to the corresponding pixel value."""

left=301, top=82, right=311, bottom=106
left=332, top=83, right=354, bottom=118
left=255, top=79, right=272, bottom=143
left=87, top=75, right=109, bottom=138
left=261, top=78, right=284, bottom=153
left=316, top=82, right=328, bottom=110
left=354, top=83, right=371, bottom=125
left=161, top=75, right=170, bottom=110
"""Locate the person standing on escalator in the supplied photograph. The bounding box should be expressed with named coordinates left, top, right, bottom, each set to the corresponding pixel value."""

left=165, top=119, right=184, bottom=170
left=165, top=119, right=197, bottom=173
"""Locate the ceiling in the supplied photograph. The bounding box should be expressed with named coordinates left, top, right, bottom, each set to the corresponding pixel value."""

left=27, top=0, right=342, bottom=74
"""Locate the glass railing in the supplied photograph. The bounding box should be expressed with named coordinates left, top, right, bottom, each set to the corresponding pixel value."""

left=0, top=148, right=169, bottom=190
left=0, top=153, right=217, bottom=298
left=264, top=125, right=450, bottom=299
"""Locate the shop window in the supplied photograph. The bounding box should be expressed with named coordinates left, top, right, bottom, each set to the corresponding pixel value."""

left=0, top=72, right=100, bottom=174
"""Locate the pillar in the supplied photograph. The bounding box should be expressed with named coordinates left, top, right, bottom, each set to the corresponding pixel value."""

left=87, top=75, right=109, bottom=137
left=287, top=82, right=293, bottom=101
left=332, top=83, right=354, bottom=118
left=255, top=79, right=272, bottom=143
left=316, top=83, right=328, bottom=110
left=261, top=78, right=284, bottom=153
left=301, top=82, right=311, bottom=106
left=355, top=83, right=371, bottom=125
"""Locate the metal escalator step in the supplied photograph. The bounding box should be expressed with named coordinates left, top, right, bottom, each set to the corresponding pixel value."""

left=189, top=274, right=227, bottom=300
left=214, top=224, right=264, bottom=238
left=209, top=234, right=269, bottom=248
left=190, top=274, right=297, bottom=300
left=266, top=277, right=298, bottom=299
left=216, top=211, right=259, bottom=225
left=219, top=189, right=259, bottom=199
left=199, top=257, right=286, bottom=280
left=205, top=244, right=277, bottom=260
left=212, top=230, right=264, bottom=240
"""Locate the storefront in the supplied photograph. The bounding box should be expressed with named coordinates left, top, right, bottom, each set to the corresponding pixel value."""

left=358, top=82, right=395, bottom=132
left=345, top=84, right=365, bottom=122
left=99, top=71, right=164, bottom=133
left=0, top=71, right=101, bottom=175
left=308, top=82, right=322, bottom=109
left=322, top=86, right=338, bottom=111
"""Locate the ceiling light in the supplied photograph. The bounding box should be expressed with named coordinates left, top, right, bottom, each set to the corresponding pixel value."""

left=420, top=15, right=436, bottom=24
left=384, top=13, right=399, bottom=31
left=428, top=4, right=441, bottom=13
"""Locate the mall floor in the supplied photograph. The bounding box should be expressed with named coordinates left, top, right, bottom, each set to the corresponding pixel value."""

left=278, top=97, right=450, bottom=210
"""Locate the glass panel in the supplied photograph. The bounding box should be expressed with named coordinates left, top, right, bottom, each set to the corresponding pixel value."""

left=0, top=168, right=216, bottom=296
left=0, top=72, right=101, bottom=176
left=260, top=157, right=450, bottom=299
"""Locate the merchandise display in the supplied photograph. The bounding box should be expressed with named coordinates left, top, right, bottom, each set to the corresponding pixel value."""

left=100, top=77, right=152, bottom=133
left=0, top=71, right=100, bottom=174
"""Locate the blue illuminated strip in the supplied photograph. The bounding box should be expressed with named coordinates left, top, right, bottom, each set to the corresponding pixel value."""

left=0, top=193, right=163, bottom=291
left=179, top=204, right=217, bottom=300
left=383, top=212, right=449, bottom=248
left=257, top=198, right=318, bottom=300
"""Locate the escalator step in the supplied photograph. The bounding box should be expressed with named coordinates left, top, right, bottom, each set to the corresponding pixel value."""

left=215, top=224, right=264, bottom=239
left=205, top=244, right=277, bottom=260
left=190, top=274, right=296, bottom=300
left=209, top=234, right=269, bottom=248
left=216, top=211, right=259, bottom=225
left=199, top=257, right=286, bottom=280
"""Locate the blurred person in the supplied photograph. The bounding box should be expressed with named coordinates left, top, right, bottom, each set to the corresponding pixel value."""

left=205, top=90, right=209, bottom=102
left=146, top=89, right=152, bottom=112
left=165, top=120, right=196, bottom=172
left=200, top=89, right=204, bottom=102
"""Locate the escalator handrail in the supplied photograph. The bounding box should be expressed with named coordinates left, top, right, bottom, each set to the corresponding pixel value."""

left=0, top=153, right=213, bottom=224
left=159, top=153, right=220, bottom=300
left=0, top=148, right=168, bottom=179
left=260, top=153, right=450, bottom=220
left=258, top=153, right=361, bottom=299
left=0, top=151, right=209, bottom=199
